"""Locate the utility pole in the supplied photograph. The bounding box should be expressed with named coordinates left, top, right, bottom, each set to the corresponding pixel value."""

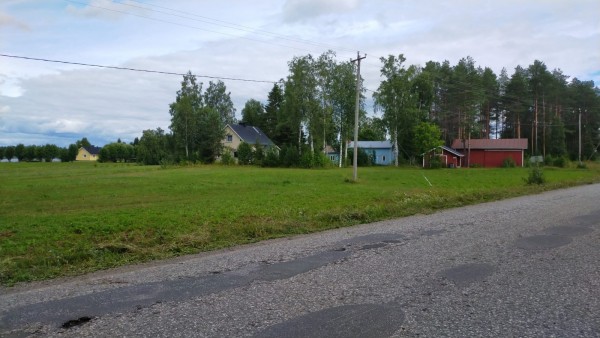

left=579, top=110, right=582, bottom=164
left=351, top=51, right=366, bottom=181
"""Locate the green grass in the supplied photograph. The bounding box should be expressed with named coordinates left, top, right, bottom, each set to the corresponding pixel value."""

left=1, top=162, right=599, bottom=285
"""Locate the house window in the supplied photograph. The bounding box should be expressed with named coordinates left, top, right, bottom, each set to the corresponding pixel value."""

left=382, top=155, right=386, bottom=162
left=226, top=135, right=233, bottom=142
left=330, top=155, right=335, bottom=161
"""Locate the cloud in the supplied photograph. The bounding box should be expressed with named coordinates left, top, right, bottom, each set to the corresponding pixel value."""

left=0, top=11, right=29, bottom=30
left=283, top=0, right=359, bottom=22
left=66, top=0, right=149, bottom=21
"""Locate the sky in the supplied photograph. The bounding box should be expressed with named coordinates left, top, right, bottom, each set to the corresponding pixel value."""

left=1, top=0, right=599, bottom=147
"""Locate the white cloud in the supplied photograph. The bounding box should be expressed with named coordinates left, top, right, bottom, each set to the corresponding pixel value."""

left=66, top=0, right=149, bottom=21
left=283, top=0, right=359, bottom=22
left=0, top=11, right=29, bottom=30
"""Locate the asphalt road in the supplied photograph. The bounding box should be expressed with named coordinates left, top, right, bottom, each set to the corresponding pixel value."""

left=1, top=184, right=599, bottom=337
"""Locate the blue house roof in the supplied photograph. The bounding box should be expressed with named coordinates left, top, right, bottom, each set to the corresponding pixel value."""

left=348, top=141, right=392, bottom=149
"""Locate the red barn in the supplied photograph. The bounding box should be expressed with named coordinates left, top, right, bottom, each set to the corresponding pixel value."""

left=451, top=139, right=528, bottom=167
left=422, top=146, right=464, bottom=168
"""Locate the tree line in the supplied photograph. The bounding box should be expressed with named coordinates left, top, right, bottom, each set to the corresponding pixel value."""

left=1, top=140, right=81, bottom=162
left=3, top=52, right=598, bottom=165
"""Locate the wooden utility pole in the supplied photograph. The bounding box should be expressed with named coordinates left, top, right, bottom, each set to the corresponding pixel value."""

left=579, top=110, right=582, bottom=164
left=351, top=51, right=366, bottom=181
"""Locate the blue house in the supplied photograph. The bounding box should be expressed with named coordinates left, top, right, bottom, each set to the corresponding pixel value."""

left=348, top=141, right=394, bottom=165
left=324, top=145, right=340, bottom=165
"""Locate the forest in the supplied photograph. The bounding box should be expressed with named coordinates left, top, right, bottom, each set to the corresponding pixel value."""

left=2, top=52, right=599, bottom=166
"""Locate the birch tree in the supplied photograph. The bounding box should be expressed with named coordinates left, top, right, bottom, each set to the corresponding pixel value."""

left=169, top=71, right=202, bottom=159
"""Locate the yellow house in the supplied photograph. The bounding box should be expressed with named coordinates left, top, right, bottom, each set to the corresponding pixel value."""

left=76, top=146, right=101, bottom=161
left=222, top=123, right=278, bottom=156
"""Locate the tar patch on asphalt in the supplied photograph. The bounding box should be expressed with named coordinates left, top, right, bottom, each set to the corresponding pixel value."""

left=253, top=303, right=405, bottom=338
left=515, top=235, right=572, bottom=250
left=438, top=263, right=496, bottom=287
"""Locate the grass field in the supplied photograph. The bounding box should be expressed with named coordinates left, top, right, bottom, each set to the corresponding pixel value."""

left=1, top=162, right=599, bottom=285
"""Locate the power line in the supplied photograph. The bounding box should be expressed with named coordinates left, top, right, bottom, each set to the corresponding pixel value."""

left=119, top=0, right=358, bottom=55
left=0, top=53, right=276, bottom=84
left=63, top=0, right=358, bottom=59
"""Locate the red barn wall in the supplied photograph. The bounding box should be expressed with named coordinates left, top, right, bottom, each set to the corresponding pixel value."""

left=465, top=150, right=523, bottom=167
left=441, top=150, right=461, bottom=167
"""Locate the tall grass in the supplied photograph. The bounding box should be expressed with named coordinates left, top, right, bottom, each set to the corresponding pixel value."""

left=1, top=162, right=599, bottom=285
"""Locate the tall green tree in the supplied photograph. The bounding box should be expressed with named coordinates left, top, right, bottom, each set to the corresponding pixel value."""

left=480, top=67, right=499, bottom=138
left=241, top=99, right=265, bottom=127
left=314, top=51, right=337, bottom=153
left=137, top=128, right=168, bottom=165
left=502, top=66, right=529, bottom=139
left=14, top=144, right=25, bottom=161
left=565, top=78, right=600, bottom=160
left=374, top=54, right=419, bottom=165
left=527, top=60, right=552, bottom=155
left=67, top=144, right=79, bottom=162
left=449, top=57, right=483, bottom=144
left=204, top=80, right=236, bottom=126
left=76, top=137, right=91, bottom=149
left=265, top=83, right=284, bottom=144
left=423, top=60, right=454, bottom=144
left=413, top=122, right=444, bottom=155
left=169, top=71, right=203, bottom=160
left=332, top=60, right=362, bottom=165
left=548, top=116, right=567, bottom=157
left=196, top=107, right=225, bottom=163
left=4, top=146, right=15, bottom=161
left=282, top=54, right=319, bottom=153
left=359, top=116, right=387, bottom=141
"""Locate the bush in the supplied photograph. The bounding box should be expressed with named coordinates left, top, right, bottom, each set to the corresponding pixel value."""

left=298, top=151, right=331, bottom=169
left=577, top=162, right=587, bottom=169
left=553, top=156, right=568, bottom=168
left=300, top=151, right=315, bottom=168
left=280, top=146, right=300, bottom=167
left=524, top=165, right=545, bottom=185
left=502, top=157, right=516, bottom=168
left=219, top=150, right=235, bottom=165
left=261, top=148, right=280, bottom=167
left=426, top=155, right=443, bottom=169
left=347, top=148, right=374, bottom=167
left=253, top=144, right=264, bottom=166
left=237, top=142, right=254, bottom=165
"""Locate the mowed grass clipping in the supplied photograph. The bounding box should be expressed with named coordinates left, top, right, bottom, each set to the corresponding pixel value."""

left=1, top=162, right=599, bottom=285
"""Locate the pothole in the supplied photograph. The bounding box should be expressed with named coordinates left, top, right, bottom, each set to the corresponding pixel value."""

left=61, top=316, right=92, bottom=329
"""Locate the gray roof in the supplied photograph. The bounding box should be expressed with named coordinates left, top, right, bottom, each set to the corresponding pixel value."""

left=441, top=146, right=464, bottom=157
left=347, top=141, right=392, bottom=149
left=228, top=124, right=276, bottom=147
left=83, top=146, right=102, bottom=155
left=420, top=145, right=464, bottom=157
